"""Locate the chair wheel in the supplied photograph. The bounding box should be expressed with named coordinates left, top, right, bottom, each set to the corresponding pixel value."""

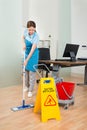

left=64, top=105, right=68, bottom=110
left=71, top=101, right=74, bottom=105
left=36, top=79, right=40, bottom=83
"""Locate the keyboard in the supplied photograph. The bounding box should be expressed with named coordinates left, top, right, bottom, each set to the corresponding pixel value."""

left=77, top=58, right=87, bottom=60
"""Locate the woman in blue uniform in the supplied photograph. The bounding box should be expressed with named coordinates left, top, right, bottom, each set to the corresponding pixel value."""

left=22, top=21, right=39, bottom=97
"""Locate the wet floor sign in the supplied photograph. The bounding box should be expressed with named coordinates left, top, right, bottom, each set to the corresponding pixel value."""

left=34, top=77, right=61, bottom=122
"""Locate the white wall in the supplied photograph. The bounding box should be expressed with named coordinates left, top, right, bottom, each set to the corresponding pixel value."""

left=58, top=0, right=71, bottom=58
left=29, top=0, right=59, bottom=59
left=22, top=0, right=30, bottom=27
left=71, top=0, right=87, bottom=74
left=28, top=0, right=71, bottom=61
left=0, top=0, right=22, bottom=87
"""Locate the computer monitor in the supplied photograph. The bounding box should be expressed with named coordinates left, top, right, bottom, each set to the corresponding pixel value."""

left=63, top=43, right=79, bottom=61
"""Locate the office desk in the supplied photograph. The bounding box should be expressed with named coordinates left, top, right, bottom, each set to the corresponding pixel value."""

left=39, top=60, right=87, bottom=86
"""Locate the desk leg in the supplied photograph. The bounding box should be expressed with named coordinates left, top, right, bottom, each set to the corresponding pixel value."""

left=52, top=65, right=63, bottom=83
left=84, top=65, right=87, bottom=84
left=77, top=65, right=87, bottom=86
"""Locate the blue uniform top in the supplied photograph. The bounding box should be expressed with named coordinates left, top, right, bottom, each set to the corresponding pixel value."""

left=24, top=29, right=39, bottom=45
left=24, top=29, right=39, bottom=72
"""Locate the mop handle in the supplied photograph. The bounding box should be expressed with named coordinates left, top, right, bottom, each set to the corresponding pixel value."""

left=22, top=50, right=26, bottom=100
left=23, top=51, right=25, bottom=70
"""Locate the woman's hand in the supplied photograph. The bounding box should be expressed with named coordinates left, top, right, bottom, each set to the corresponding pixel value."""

left=24, top=58, right=28, bottom=66
left=23, top=44, right=26, bottom=50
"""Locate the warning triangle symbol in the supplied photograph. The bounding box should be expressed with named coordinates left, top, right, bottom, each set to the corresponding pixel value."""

left=44, top=95, right=56, bottom=106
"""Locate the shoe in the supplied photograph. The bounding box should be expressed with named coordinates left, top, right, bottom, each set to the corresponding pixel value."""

left=28, top=92, right=32, bottom=98
left=24, top=86, right=28, bottom=92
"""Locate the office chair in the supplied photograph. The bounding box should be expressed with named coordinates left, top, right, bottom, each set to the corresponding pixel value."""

left=36, top=48, right=53, bottom=83
left=38, top=48, right=53, bottom=76
left=36, top=47, right=63, bottom=84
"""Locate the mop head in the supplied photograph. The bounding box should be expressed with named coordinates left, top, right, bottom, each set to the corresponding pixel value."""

left=11, top=104, right=34, bottom=112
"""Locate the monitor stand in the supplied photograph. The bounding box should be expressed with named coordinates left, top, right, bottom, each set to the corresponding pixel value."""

left=70, top=51, right=76, bottom=61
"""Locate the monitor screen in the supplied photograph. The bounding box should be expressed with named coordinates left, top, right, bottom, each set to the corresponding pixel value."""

left=63, top=43, right=79, bottom=61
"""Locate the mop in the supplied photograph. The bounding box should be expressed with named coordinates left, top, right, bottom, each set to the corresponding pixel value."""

left=11, top=51, right=34, bottom=112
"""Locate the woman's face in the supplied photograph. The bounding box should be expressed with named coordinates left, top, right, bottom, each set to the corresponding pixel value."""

left=28, top=26, right=36, bottom=35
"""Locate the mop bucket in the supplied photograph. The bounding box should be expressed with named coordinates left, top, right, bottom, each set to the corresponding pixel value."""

left=56, top=82, right=75, bottom=100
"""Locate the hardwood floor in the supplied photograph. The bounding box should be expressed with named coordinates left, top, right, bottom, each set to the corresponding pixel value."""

left=0, top=75, right=87, bottom=130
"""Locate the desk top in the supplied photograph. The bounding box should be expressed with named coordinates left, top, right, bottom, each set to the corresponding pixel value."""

left=39, top=60, right=87, bottom=67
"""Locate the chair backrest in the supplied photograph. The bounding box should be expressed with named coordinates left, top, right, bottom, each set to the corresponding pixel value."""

left=38, top=48, right=52, bottom=77
left=38, top=48, right=50, bottom=60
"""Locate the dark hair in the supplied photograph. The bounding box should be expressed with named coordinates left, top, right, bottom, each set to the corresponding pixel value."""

left=27, top=21, right=36, bottom=28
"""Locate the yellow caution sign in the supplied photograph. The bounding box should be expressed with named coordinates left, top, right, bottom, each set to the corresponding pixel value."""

left=34, top=77, right=61, bottom=122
